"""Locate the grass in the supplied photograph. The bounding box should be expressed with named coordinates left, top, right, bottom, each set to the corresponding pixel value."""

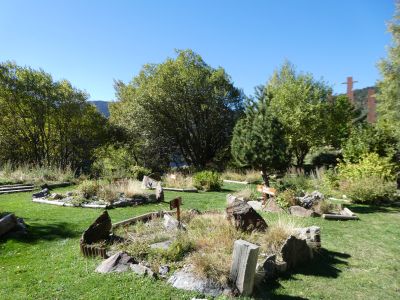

left=162, top=173, right=194, bottom=189
left=222, top=169, right=262, bottom=183
left=1, top=183, right=400, bottom=299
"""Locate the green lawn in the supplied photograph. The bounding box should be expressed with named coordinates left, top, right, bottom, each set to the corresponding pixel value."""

left=1, top=184, right=399, bottom=299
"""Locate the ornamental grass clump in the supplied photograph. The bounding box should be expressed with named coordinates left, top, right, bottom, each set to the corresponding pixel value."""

left=163, top=173, right=194, bottom=189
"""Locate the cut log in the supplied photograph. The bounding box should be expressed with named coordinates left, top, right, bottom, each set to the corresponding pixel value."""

left=322, top=213, right=359, bottom=220
left=0, top=213, right=18, bottom=236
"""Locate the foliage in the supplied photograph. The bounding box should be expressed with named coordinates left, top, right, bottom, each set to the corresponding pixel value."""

left=342, top=124, right=398, bottom=163
left=231, top=93, right=290, bottom=186
left=110, top=49, right=244, bottom=169
left=0, top=62, right=109, bottom=170
left=340, top=176, right=398, bottom=204
left=260, top=61, right=352, bottom=167
left=77, top=180, right=100, bottom=199
left=276, top=189, right=297, bottom=208
left=338, top=153, right=396, bottom=182
left=272, top=173, right=311, bottom=195
left=192, top=170, right=222, bottom=191
left=376, top=3, right=400, bottom=144
left=310, top=148, right=342, bottom=168
left=130, top=166, right=151, bottom=181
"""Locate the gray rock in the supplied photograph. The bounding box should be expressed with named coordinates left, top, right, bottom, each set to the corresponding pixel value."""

left=66, top=191, right=74, bottom=197
left=247, top=200, right=263, bottom=211
left=95, top=252, right=136, bottom=273
left=158, top=265, right=170, bottom=276
left=289, top=205, right=317, bottom=218
left=156, top=183, right=164, bottom=202
left=226, top=200, right=268, bottom=232
left=163, top=214, right=184, bottom=231
left=49, top=193, right=64, bottom=200
left=150, top=240, right=173, bottom=250
left=295, top=226, right=321, bottom=249
left=297, top=191, right=324, bottom=209
left=130, top=263, right=156, bottom=277
left=168, top=265, right=224, bottom=297
left=280, top=235, right=313, bottom=270
left=142, top=176, right=158, bottom=189
left=81, top=211, right=112, bottom=244
left=226, top=194, right=237, bottom=206
left=256, top=254, right=277, bottom=281
left=32, top=188, right=50, bottom=198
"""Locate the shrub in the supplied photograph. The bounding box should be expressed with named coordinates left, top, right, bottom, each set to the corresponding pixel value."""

left=276, top=189, right=297, bottom=208
left=193, top=171, right=222, bottom=191
left=130, top=166, right=151, bottom=181
left=338, top=153, right=396, bottom=182
left=272, top=173, right=311, bottom=195
left=340, top=176, right=398, bottom=204
left=77, top=180, right=100, bottom=199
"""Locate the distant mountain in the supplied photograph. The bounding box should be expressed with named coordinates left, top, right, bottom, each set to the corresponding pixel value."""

left=89, top=100, right=111, bottom=117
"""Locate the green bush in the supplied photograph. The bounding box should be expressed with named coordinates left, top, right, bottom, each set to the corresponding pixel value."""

left=340, top=176, right=398, bottom=204
left=77, top=180, right=100, bottom=199
left=130, top=165, right=151, bottom=181
left=193, top=171, right=222, bottom=191
left=276, top=189, right=297, bottom=208
left=272, top=173, right=311, bottom=195
left=338, top=152, right=396, bottom=182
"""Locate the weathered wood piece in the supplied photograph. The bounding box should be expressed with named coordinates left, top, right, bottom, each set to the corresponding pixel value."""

left=0, top=213, right=18, bottom=236
left=223, top=179, right=249, bottom=185
left=322, top=213, right=359, bottom=220
left=230, top=239, right=260, bottom=296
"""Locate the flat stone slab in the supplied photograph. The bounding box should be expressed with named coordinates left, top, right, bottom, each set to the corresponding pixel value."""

left=150, top=240, right=173, bottom=250
left=95, top=252, right=136, bottom=273
left=168, top=266, right=224, bottom=297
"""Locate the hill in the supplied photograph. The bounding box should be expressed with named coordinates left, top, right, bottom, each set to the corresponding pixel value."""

left=88, top=100, right=110, bottom=117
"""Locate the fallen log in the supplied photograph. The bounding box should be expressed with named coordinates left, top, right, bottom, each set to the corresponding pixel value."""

left=0, top=213, right=18, bottom=236
left=322, top=213, right=359, bottom=220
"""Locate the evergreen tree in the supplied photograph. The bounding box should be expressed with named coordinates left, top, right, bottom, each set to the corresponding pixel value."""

left=231, top=93, right=290, bottom=186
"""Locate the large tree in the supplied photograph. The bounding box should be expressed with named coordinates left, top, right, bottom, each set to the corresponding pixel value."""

left=231, top=93, right=290, bottom=186
left=110, top=50, right=244, bottom=169
left=260, top=61, right=353, bottom=167
left=0, top=61, right=108, bottom=170
left=377, top=3, right=400, bottom=144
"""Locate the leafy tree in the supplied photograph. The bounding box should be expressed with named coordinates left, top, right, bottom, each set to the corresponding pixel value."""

left=376, top=3, right=400, bottom=143
left=110, top=50, right=244, bottom=169
left=0, top=61, right=108, bottom=170
left=231, top=94, right=290, bottom=186
left=342, top=124, right=398, bottom=163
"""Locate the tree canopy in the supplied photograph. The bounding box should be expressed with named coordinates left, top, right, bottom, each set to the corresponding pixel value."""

left=0, top=61, right=108, bottom=170
left=110, top=49, right=244, bottom=169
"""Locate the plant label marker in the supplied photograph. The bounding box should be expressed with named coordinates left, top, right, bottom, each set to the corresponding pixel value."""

left=169, top=197, right=183, bottom=225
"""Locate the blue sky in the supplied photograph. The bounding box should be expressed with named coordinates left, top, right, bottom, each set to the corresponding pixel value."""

left=0, top=0, right=395, bottom=100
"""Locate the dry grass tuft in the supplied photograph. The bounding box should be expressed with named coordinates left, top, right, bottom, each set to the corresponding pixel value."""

left=163, top=173, right=194, bottom=189
left=233, top=186, right=258, bottom=201
left=222, top=169, right=261, bottom=183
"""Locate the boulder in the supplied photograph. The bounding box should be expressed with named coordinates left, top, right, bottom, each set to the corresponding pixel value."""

left=81, top=211, right=112, bottom=244
left=0, top=213, right=18, bottom=236
left=227, top=200, right=268, bottom=232
left=168, top=265, right=224, bottom=297
left=256, top=254, right=277, bottom=282
left=49, top=193, right=64, bottom=200
left=142, top=176, right=158, bottom=189
left=297, top=191, right=324, bottom=209
left=95, top=252, right=136, bottom=273
left=156, top=183, right=164, bottom=202
left=289, top=206, right=318, bottom=218
left=295, top=226, right=321, bottom=249
left=264, top=197, right=285, bottom=213
left=280, top=235, right=313, bottom=270
left=247, top=201, right=263, bottom=211
left=130, top=263, right=156, bottom=277
left=159, top=265, right=170, bottom=277
left=163, top=214, right=185, bottom=231
left=32, top=188, right=50, bottom=199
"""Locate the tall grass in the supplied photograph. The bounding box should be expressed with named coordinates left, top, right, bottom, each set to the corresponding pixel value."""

left=162, top=173, right=194, bottom=188
left=222, top=169, right=261, bottom=183
left=0, top=162, right=75, bottom=185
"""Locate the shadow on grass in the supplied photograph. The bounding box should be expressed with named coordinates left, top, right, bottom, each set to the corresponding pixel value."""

left=253, top=249, right=350, bottom=300
left=1, top=221, right=79, bottom=244
left=348, top=204, right=400, bottom=214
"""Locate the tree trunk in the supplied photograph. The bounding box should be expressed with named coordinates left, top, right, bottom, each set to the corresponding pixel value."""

left=261, top=169, right=270, bottom=187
